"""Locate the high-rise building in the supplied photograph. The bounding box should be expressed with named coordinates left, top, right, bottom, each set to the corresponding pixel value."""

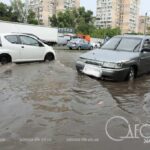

left=96, top=0, right=140, bottom=33
left=29, top=0, right=80, bottom=26
left=29, top=0, right=56, bottom=25
left=138, top=16, right=150, bottom=34
left=56, top=0, right=80, bottom=13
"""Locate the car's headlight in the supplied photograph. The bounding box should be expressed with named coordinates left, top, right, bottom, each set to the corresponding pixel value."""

left=103, top=62, right=123, bottom=69
left=76, top=58, right=86, bottom=65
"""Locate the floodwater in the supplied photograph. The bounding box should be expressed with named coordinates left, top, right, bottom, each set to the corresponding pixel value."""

left=0, top=49, right=150, bottom=150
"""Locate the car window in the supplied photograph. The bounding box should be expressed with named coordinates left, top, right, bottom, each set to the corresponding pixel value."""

left=70, top=39, right=78, bottom=43
left=80, top=39, right=84, bottom=43
left=143, top=39, right=150, bottom=49
left=116, top=38, right=142, bottom=52
left=83, top=40, right=86, bottom=43
left=101, top=37, right=121, bottom=50
left=85, top=41, right=88, bottom=44
left=5, top=35, right=19, bottom=44
left=20, top=35, right=40, bottom=46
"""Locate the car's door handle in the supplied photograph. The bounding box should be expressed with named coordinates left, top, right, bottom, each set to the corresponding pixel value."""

left=21, top=46, right=24, bottom=48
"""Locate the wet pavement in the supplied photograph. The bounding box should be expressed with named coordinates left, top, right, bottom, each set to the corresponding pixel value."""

left=0, top=49, right=150, bottom=149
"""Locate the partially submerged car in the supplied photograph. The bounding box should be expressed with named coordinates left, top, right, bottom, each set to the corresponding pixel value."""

left=0, top=33, right=56, bottom=64
left=76, top=35, right=150, bottom=81
left=67, top=38, right=93, bottom=50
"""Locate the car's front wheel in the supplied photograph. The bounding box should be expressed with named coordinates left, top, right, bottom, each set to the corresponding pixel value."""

left=126, top=67, right=136, bottom=81
left=0, top=54, right=11, bottom=65
left=90, top=46, right=93, bottom=50
left=78, top=46, right=81, bottom=50
left=44, top=53, right=54, bottom=62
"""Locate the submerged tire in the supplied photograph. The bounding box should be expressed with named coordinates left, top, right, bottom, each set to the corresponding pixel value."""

left=90, top=46, right=93, bottom=50
left=44, top=53, right=54, bottom=62
left=78, top=46, right=81, bottom=50
left=126, top=67, right=136, bottom=81
left=0, top=55, right=11, bottom=65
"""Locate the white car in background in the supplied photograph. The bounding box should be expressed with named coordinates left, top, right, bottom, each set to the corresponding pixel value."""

left=0, top=33, right=56, bottom=64
left=90, top=42, right=102, bottom=48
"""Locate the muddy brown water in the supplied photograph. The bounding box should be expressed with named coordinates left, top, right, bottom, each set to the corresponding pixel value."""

left=0, top=50, right=150, bottom=150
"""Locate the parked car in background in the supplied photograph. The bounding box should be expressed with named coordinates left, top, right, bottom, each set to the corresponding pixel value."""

left=67, top=38, right=93, bottom=50
left=90, top=41, right=102, bottom=48
left=57, top=36, right=68, bottom=46
left=0, top=33, right=56, bottom=64
left=76, top=35, right=150, bottom=81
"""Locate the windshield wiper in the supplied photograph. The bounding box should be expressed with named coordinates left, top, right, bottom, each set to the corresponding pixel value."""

left=133, top=42, right=141, bottom=51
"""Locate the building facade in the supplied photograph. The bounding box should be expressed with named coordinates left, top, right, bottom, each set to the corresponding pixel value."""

left=138, top=16, right=150, bottom=34
left=29, top=0, right=80, bottom=26
left=56, top=0, right=80, bottom=13
left=96, top=0, right=140, bottom=33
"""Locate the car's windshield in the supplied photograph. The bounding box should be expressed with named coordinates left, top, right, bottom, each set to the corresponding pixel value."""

left=70, top=39, right=80, bottom=43
left=101, top=37, right=142, bottom=52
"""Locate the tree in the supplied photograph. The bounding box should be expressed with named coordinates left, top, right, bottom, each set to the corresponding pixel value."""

left=0, top=2, right=18, bottom=22
left=0, top=1, right=38, bottom=24
left=91, top=27, right=121, bottom=38
left=50, top=14, right=58, bottom=27
left=49, top=7, right=95, bottom=34
left=11, top=0, right=25, bottom=22
left=27, top=9, right=38, bottom=25
left=49, top=7, right=122, bottom=37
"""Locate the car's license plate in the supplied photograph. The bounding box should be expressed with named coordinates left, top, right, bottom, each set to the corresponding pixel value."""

left=83, top=64, right=102, bottom=77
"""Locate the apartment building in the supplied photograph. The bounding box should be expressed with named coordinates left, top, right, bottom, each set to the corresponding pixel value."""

left=56, top=0, right=80, bottom=13
left=29, top=0, right=80, bottom=26
left=138, top=16, right=150, bottom=34
left=96, top=0, right=140, bottom=33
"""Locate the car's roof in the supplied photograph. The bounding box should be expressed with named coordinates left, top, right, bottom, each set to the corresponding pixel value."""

left=115, top=34, right=150, bottom=39
left=71, top=38, right=82, bottom=41
left=0, top=33, right=35, bottom=37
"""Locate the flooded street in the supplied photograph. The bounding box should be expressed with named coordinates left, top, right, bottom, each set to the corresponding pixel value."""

left=0, top=49, right=150, bottom=150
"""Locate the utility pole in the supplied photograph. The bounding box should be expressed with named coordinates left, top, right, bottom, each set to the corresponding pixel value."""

left=144, top=12, right=148, bottom=35
left=37, top=6, right=40, bottom=25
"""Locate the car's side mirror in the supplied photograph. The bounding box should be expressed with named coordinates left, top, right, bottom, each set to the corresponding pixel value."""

left=141, top=48, right=150, bottom=53
left=38, top=42, right=44, bottom=47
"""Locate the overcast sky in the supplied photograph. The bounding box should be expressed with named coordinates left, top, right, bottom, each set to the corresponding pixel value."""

left=80, top=0, right=149, bottom=16
left=0, top=0, right=149, bottom=16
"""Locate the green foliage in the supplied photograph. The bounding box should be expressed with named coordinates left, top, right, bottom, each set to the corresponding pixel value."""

left=91, top=27, right=121, bottom=38
left=11, top=0, right=25, bottom=22
left=0, top=1, right=38, bottom=24
left=50, top=7, right=121, bottom=38
left=0, top=2, right=18, bottom=22
left=126, top=32, right=144, bottom=35
left=27, top=9, right=38, bottom=25
left=50, top=7, right=95, bottom=34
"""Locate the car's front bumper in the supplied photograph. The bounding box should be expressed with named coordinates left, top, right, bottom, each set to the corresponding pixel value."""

left=67, top=45, right=78, bottom=49
left=76, top=61, right=130, bottom=81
